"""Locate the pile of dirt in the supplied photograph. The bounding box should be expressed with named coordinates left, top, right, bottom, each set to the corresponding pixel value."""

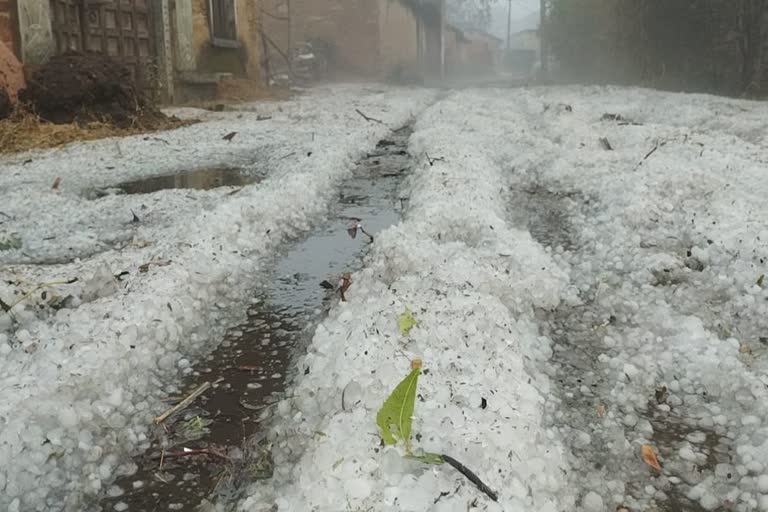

left=0, top=88, right=11, bottom=120
left=19, top=52, right=166, bottom=128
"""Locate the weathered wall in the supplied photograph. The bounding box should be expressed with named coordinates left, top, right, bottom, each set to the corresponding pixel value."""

left=378, top=0, right=419, bottom=78
left=185, top=0, right=262, bottom=80
left=291, top=0, right=381, bottom=77
left=17, top=0, right=54, bottom=64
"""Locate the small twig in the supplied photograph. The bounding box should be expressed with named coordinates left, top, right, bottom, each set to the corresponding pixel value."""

left=642, top=145, right=658, bottom=161
left=442, top=454, right=498, bottom=502
left=277, top=151, right=296, bottom=161
left=144, top=137, right=170, bottom=145
left=153, top=381, right=212, bottom=424
left=360, top=227, right=374, bottom=243
left=161, top=447, right=229, bottom=460
left=355, top=109, right=384, bottom=124
left=425, top=152, right=446, bottom=166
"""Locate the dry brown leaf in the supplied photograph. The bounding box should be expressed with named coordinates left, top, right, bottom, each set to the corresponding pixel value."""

left=52, top=177, right=61, bottom=190
left=739, top=343, right=752, bottom=355
left=641, top=444, right=662, bottom=471
left=596, top=404, right=606, bottom=417
left=410, top=358, right=423, bottom=370
left=616, top=506, right=631, bottom=512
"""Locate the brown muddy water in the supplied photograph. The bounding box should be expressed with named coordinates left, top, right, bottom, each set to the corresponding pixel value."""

left=98, top=126, right=413, bottom=512
left=86, top=167, right=259, bottom=199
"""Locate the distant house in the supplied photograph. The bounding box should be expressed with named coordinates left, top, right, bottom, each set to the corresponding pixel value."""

left=508, top=28, right=540, bottom=53
left=506, top=28, right=540, bottom=74
left=445, top=26, right=502, bottom=75
left=284, top=0, right=445, bottom=82
left=1, top=0, right=265, bottom=102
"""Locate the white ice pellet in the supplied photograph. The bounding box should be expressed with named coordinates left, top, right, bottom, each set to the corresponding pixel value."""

left=582, top=491, right=603, bottom=512
left=757, top=474, right=768, bottom=493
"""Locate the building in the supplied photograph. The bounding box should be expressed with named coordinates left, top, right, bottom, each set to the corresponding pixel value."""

left=284, top=0, right=445, bottom=82
left=2, top=0, right=265, bottom=102
left=445, top=25, right=502, bottom=76
left=506, top=28, right=539, bottom=75
left=508, top=28, right=540, bottom=53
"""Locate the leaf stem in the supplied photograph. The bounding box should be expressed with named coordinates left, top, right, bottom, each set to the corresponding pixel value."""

left=441, top=454, right=498, bottom=502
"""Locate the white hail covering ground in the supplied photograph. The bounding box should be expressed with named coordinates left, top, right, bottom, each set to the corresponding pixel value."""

left=0, top=86, right=434, bottom=512
left=240, top=87, right=768, bottom=512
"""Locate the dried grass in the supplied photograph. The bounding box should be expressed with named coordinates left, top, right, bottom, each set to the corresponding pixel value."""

left=0, top=109, right=188, bottom=155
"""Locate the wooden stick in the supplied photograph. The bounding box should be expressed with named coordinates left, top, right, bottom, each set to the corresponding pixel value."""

left=355, top=109, right=384, bottom=124
left=153, top=381, right=211, bottom=425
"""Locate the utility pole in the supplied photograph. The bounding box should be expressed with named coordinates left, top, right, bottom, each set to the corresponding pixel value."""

left=506, top=0, right=512, bottom=50
left=440, top=0, right=446, bottom=79
left=540, top=0, right=547, bottom=79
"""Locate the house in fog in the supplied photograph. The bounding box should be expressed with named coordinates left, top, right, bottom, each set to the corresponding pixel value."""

left=445, top=25, right=502, bottom=75
left=270, top=0, right=445, bottom=83
left=506, top=28, right=540, bottom=74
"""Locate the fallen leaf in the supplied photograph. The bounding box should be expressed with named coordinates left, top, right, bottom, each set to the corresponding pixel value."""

left=340, top=273, right=352, bottom=294
left=739, top=343, right=752, bottom=355
left=758, top=274, right=764, bottom=287
left=596, top=404, right=606, bottom=417
left=398, top=308, right=417, bottom=335
left=52, top=177, right=61, bottom=190
left=641, top=444, right=662, bottom=471
left=222, top=131, right=238, bottom=142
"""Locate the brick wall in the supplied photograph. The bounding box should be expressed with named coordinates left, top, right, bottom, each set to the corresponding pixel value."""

left=0, top=0, right=18, bottom=57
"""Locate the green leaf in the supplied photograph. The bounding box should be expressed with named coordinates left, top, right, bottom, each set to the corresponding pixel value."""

left=397, top=307, right=417, bottom=336
left=376, top=368, right=420, bottom=450
left=406, top=451, right=444, bottom=465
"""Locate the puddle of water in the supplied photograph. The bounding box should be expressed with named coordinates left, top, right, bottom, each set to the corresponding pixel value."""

left=98, top=126, right=413, bottom=511
left=87, top=167, right=258, bottom=198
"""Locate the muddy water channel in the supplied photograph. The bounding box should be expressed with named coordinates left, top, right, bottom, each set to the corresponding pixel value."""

left=509, top=183, right=731, bottom=512
left=99, top=126, right=413, bottom=512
